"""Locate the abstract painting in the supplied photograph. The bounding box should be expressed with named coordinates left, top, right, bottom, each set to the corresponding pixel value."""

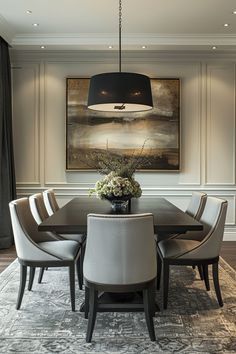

left=66, top=78, right=180, bottom=170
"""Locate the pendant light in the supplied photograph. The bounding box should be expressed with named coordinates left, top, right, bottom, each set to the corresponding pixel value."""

left=87, top=0, right=153, bottom=112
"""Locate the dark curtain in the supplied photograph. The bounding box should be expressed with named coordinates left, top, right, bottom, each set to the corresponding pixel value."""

left=0, top=37, right=16, bottom=249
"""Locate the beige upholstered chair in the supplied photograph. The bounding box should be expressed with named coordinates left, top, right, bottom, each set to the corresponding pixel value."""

left=29, top=192, right=84, bottom=288
left=156, top=197, right=227, bottom=309
left=83, top=213, right=157, bottom=342
left=9, top=198, right=81, bottom=311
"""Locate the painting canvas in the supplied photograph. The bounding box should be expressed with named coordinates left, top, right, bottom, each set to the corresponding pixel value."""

left=66, top=78, right=180, bottom=171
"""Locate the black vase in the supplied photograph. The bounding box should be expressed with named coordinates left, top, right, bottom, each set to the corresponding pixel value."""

left=104, top=195, right=132, bottom=212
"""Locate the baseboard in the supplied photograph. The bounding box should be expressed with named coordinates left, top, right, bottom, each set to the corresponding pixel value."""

left=223, top=231, right=236, bottom=241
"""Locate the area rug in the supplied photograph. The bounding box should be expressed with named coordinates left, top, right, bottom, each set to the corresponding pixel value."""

left=0, top=258, right=236, bottom=354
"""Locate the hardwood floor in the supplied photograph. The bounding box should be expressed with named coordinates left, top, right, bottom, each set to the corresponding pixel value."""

left=220, top=241, right=236, bottom=270
left=0, top=242, right=236, bottom=273
left=0, top=245, right=16, bottom=273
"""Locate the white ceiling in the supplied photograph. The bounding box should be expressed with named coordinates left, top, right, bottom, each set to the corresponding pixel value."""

left=1, top=0, right=236, bottom=51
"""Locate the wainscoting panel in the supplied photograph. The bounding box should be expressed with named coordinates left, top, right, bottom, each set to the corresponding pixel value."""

left=205, top=64, right=235, bottom=185
left=12, top=63, right=40, bottom=185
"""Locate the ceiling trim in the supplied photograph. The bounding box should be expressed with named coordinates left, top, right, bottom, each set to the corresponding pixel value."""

left=10, top=33, right=236, bottom=48
left=0, top=14, right=14, bottom=44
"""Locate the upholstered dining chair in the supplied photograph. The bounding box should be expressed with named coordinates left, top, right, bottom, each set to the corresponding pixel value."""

left=174, top=192, right=207, bottom=280
left=156, top=191, right=207, bottom=242
left=43, top=189, right=59, bottom=216
left=156, top=196, right=227, bottom=309
left=185, top=191, right=207, bottom=220
left=42, top=190, right=86, bottom=285
left=29, top=192, right=84, bottom=289
left=9, top=197, right=81, bottom=311
left=42, top=189, right=86, bottom=245
left=83, top=213, right=157, bottom=342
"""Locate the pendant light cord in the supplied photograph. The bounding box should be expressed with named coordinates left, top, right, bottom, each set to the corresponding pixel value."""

left=119, top=0, right=122, bottom=72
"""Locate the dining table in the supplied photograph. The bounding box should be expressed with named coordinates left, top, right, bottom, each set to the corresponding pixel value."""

left=38, top=196, right=203, bottom=314
left=38, top=196, right=203, bottom=236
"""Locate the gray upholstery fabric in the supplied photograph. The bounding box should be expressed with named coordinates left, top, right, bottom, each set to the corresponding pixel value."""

left=84, top=213, right=157, bottom=285
left=175, top=224, right=211, bottom=241
left=185, top=192, right=207, bottom=220
left=29, top=194, right=59, bottom=241
left=30, top=192, right=85, bottom=244
left=11, top=198, right=59, bottom=244
left=59, top=233, right=86, bottom=243
left=39, top=240, right=79, bottom=261
left=158, top=239, right=200, bottom=259
left=43, top=189, right=59, bottom=216
left=156, top=192, right=207, bottom=242
left=29, top=193, right=49, bottom=224
left=158, top=197, right=228, bottom=260
left=9, top=198, right=80, bottom=263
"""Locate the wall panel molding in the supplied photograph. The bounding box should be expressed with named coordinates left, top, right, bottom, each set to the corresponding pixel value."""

left=12, top=62, right=40, bottom=184
left=205, top=64, right=235, bottom=185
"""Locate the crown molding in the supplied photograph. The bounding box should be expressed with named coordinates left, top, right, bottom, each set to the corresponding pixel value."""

left=10, top=49, right=236, bottom=63
left=10, top=32, right=236, bottom=50
left=0, top=14, right=14, bottom=44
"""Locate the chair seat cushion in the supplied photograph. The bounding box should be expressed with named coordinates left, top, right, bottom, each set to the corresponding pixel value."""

left=39, top=240, right=80, bottom=261
left=59, top=233, right=86, bottom=244
left=155, top=233, right=179, bottom=242
left=158, top=238, right=200, bottom=259
left=175, top=229, right=207, bottom=242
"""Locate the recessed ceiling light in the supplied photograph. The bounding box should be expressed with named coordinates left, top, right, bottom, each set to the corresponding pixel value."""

left=212, top=46, right=217, bottom=50
left=41, top=46, right=45, bottom=49
left=223, top=23, right=229, bottom=27
left=26, top=10, right=32, bottom=14
left=142, top=46, right=147, bottom=49
left=233, top=11, right=236, bottom=14
left=32, top=23, right=39, bottom=27
left=108, top=45, right=113, bottom=49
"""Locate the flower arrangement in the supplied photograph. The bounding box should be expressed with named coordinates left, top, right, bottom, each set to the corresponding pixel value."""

left=82, top=140, right=150, bottom=201
left=90, top=171, right=142, bottom=200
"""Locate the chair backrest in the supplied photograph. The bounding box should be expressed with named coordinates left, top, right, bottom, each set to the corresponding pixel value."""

left=9, top=198, right=58, bottom=262
left=83, top=213, right=157, bottom=285
left=181, top=197, right=228, bottom=260
left=29, top=193, right=49, bottom=224
left=186, top=192, right=207, bottom=220
left=43, top=189, right=59, bottom=216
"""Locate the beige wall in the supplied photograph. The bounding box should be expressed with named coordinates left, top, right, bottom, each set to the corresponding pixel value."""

left=11, top=50, right=236, bottom=240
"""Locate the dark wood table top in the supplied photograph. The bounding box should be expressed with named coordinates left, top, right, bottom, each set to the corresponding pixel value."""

left=38, top=197, right=203, bottom=235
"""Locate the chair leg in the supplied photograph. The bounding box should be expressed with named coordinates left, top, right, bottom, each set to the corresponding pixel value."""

left=16, top=265, right=27, bottom=310
left=76, top=258, right=83, bottom=290
left=212, top=262, right=223, bottom=307
left=197, top=265, right=204, bottom=280
left=38, top=267, right=45, bottom=283
left=69, top=265, right=75, bottom=311
left=86, top=288, right=98, bottom=343
left=80, top=241, right=86, bottom=284
left=143, top=288, right=156, bottom=341
left=163, top=260, right=169, bottom=310
left=156, top=252, right=162, bottom=290
left=28, top=267, right=35, bottom=291
left=203, top=265, right=210, bottom=291
left=84, top=286, right=89, bottom=319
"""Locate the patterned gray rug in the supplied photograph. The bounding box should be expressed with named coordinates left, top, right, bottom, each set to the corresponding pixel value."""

left=0, top=258, right=236, bottom=354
